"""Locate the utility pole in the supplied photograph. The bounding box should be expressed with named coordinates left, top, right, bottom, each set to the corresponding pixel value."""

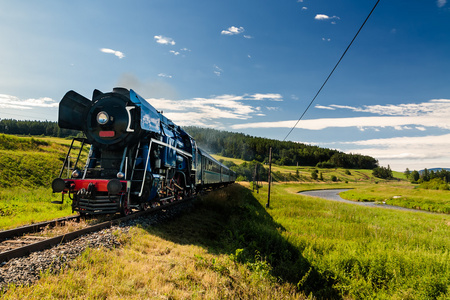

left=266, top=147, right=272, bottom=208
left=253, top=163, right=257, bottom=192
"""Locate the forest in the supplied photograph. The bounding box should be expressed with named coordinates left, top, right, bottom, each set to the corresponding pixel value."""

left=0, top=119, right=378, bottom=169
left=185, top=126, right=378, bottom=169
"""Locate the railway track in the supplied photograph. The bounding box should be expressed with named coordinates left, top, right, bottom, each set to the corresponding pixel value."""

left=0, top=197, right=193, bottom=264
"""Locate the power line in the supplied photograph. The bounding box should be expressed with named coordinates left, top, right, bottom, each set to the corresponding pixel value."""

left=282, top=0, right=381, bottom=142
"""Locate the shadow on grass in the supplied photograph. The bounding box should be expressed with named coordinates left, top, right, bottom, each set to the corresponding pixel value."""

left=146, top=184, right=340, bottom=299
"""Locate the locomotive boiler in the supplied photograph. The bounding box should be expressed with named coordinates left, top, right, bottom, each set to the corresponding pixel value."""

left=52, top=87, right=235, bottom=215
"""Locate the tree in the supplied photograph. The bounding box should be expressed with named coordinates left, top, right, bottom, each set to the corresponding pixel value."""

left=372, top=165, right=393, bottom=179
left=404, top=168, right=411, bottom=179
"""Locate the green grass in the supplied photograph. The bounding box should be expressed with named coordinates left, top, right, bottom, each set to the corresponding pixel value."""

left=0, top=134, right=74, bottom=228
left=4, top=183, right=449, bottom=299
left=254, top=183, right=450, bottom=299
left=0, top=187, right=73, bottom=230
left=1, top=134, right=449, bottom=298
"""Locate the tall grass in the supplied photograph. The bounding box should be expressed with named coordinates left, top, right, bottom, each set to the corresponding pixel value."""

left=0, top=134, right=73, bottom=229
left=3, top=183, right=449, bottom=298
left=0, top=187, right=72, bottom=230
left=256, top=183, right=450, bottom=299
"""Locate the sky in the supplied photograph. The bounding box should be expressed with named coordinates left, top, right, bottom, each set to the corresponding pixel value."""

left=1, top=0, right=450, bottom=171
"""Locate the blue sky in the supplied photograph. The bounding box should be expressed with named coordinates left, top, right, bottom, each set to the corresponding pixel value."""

left=1, top=0, right=450, bottom=171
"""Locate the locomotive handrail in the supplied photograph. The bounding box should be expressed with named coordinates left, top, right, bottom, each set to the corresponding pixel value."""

left=150, top=138, right=192, bottom=158
left=58, top=138, right=87, bottom=178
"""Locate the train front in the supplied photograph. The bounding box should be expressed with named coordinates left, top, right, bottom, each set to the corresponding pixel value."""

left=51, top=87, right=160, bottom=215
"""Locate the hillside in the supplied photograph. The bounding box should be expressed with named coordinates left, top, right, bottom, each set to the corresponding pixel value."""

left=185, top=126, right=378, bottom=169
left=0, top=134, right=68, bottom=188
left=0, top=119, right=379, bottom=170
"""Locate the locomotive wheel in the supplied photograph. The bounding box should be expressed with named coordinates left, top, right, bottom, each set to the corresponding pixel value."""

left=120, top=196, right=131, bottom=216
left=139, top=202, right=150, bottom=211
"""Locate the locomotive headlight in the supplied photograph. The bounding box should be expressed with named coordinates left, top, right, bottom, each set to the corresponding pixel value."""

left=117, top=172, right=125, bottom=179
left=72, top=169, right=81, bottom=178
left=97, top=111, right=109, bottom=125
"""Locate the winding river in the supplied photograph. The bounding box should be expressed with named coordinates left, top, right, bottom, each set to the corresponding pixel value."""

left=298, top=189, right=436, bottom=214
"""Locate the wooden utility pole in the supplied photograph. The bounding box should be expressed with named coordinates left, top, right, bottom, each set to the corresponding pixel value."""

left=266, top=147, right=272, bottom=208
left=253, top=163, right=257, bottom=192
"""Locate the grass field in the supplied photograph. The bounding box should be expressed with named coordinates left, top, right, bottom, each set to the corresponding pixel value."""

left=1, top=134, right=449, bottom=298
left=4, top=183, right=449, bottom=299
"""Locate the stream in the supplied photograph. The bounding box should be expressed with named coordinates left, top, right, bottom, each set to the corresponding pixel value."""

left=298, top=189, right=436, bottom=214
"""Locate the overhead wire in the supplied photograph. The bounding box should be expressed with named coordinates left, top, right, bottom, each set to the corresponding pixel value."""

left=282, top=0, right=381, bottom=141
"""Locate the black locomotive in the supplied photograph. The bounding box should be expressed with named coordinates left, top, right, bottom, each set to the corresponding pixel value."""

left=52, top=87, right=235, bottom=215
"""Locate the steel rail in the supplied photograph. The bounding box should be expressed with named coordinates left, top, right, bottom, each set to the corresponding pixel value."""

left=0, top=197, right=193, bottom=263
left=0, top=215, right=80, bottom=242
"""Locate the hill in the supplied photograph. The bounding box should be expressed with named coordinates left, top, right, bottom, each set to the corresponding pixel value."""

left=0, top=119, right=379, bottom=170
left=185, top=126, right=378, bottom=169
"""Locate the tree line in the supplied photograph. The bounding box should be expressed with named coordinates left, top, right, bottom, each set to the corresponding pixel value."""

left=185, top=126, right=378, bottom=169
left=404, top=168, right=450, bottom=184
left=0, top=119, right=79, bottom=138
left=0, top=119, right=379, bottom=169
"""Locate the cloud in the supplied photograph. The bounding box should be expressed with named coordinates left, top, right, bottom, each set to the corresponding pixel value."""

left=154, top=35, right=176, bottom=45
left=145, top=93, right=283, bottom=128
left=342, top=133, right=450, bottom=170
left=213, top=65, right=223, bottom=76
left=158, top=73, right=172, bottom=79
left=232, top=99, right=450, bottom=131
left=0, top=94, right=58, bottom=110
left=170, top=50, right=180, bottom=56
left=100, top=48, right=125, bottom=59
left=315, top=105, right=335, bottom=110
left=315, top=14, right=340, bottom=21
left=221, top=26, right=245, bottom=35
left=437, top=0, right=447, bottom=7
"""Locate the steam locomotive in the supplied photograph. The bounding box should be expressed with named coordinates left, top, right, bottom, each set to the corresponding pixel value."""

left=52, top=87, right=235, bottom=215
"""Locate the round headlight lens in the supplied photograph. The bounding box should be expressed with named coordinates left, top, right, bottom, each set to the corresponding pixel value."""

left=72, top=169, right=81, bottom=178
left=117, top=172, right=125, bottom=179
left=97, top=111, right=109, bottom=125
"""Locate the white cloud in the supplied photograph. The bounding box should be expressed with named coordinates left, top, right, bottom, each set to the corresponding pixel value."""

left=315, top=105, right=335, bottom=110
left=302, top=7, right=308, bottom=10
left=0, top=94, right=58, bottom=109
left=213, top=65, right=223, bottom=76
left=437, top=0, right=447, bottom=7
left=170, top=50, right=180, bottom=56
left=100, top=48, right=125, bottom=59
left=221, top=26, right=245, bottom=35
left=158, top=73, right=172, bottom=79
left=315, top=14, right=340, bottom=21
left=154, top=35, right=176, bottom=45
left=145, top=93, right=282, bottom=128
left=232, top=99, right=450, bottom=131
left=342, top=134, right=450, bottom=170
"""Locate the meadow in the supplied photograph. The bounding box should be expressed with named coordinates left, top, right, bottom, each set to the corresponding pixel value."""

left=0, top=134, right=449, bottom=298
left=3, top=183, right=449, bottom=299
left=0, top=134, right=74, bottom=229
